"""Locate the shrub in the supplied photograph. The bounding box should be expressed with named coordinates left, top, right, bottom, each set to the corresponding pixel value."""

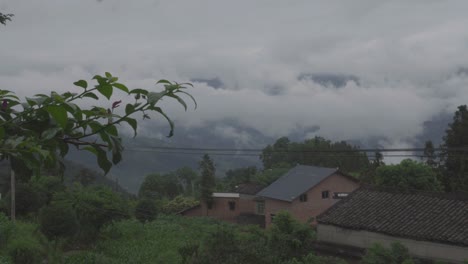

left=135, top=199, right=158, bottom=223
left=362, top=242, right=414, bottom=264
left=6, top=236, right=42, bottom=264
left=39, top=202, right=79, bottom=239
left=269, top=211, right=316, bottom=261
left=0, top=212, right=14, bottom=248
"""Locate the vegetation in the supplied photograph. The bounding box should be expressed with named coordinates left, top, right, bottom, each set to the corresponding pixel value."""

left=441, top=105, right=468, bottom=191
left=261, top=136, right=370, bottom=173
left=199, top=154, right=216, bottom=207
left=375, top=159, right=443, bottom=191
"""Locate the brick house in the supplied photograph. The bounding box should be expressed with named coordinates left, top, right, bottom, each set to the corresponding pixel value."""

left=316, top=186, right=468, bottom=263
left=180, top=183, right=264, bottom=225
left=256, top=165, right=360, bottom=227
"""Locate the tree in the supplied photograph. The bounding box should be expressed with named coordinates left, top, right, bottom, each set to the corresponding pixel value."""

left=39, top=202, right=79, bottom=239
left=375, top=159, right=442, bottom=191
left=138, top=173, right=183, bottom=199
left=423, top=140, right=437, bottom=169
left=175, top=167, right=199, bottom=195
left=0, top=74, right=195, bottom=177
left=224, top=166, right=257, bottom=189
left=441, top=105, right=468, bottom=191
left=0, top=12, right=13, bottom=26
left=73, top=168, right=96, bottom=186
left=199, top=154, right=216, bottom=207
left=261, top=136, right=370, bottom=173
left=135, top=199, right=158, bottom=223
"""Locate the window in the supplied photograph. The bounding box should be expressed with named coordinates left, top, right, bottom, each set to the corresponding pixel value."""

left=299, top=193, right=308, bottom=202
left=228, top=201, right=236, bottom=211
left=256, top=201, right=265, bottom=215
left=322, top=190, right=329, bottom=199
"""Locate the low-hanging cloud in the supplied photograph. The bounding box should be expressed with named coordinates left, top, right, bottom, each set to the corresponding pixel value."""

left=1, top=0, right=468, bottom=150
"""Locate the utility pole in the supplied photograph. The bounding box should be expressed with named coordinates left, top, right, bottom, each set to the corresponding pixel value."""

left=10, top=169, right=15, bottom=222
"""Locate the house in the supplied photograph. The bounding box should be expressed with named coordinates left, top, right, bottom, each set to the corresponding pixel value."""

left=256, top=165, right=360, bottom=227
left=316, top=186, right=468, bottom=264
left=180, top=183, right=264, bottom=226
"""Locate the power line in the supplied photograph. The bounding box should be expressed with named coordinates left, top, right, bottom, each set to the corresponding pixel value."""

left=123, top=148, right=468, bottom=159
left=125, top=146, right=468, bottom=153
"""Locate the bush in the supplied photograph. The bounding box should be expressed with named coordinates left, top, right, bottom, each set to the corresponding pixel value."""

left=269, top=211, right=316, bottom=261
left=6, top=236, right=42, bottom=264
left=39, top=202, right=79, bottom=239
left=362, top=242, right=414, bottom=264
left=0, top=212, right=14, bottom=248
left=135, top=199, right=158, bottom=223
left=5, top=183, right=45, bottom=217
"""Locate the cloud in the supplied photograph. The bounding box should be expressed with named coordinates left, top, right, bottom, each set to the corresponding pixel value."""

left=1, top=0, right=468, bottom=150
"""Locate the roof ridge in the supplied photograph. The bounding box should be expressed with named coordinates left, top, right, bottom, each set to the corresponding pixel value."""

left=359, top=184, right=468, bottom=201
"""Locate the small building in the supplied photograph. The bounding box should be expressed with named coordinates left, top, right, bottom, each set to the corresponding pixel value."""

left=180, top=183, right=264, bottom=226
left=256, top=165, right=360, bottom=227
left=316, top=186, right=468, bottom=264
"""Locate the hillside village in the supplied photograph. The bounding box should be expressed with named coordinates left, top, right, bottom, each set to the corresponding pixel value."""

left=2, top=2, right=468, bottom=264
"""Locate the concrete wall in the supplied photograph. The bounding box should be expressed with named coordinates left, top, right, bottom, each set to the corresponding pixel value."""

left=263, top=173, right=360, bottom=227
left=317, top=224, right=468, bottom=264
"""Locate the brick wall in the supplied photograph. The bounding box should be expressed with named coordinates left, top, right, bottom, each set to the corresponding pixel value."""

left=263, top=173, right=360, bottom=227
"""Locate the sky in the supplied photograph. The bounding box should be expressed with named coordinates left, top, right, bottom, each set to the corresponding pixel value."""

left=1, top=0, right=468, bottom=151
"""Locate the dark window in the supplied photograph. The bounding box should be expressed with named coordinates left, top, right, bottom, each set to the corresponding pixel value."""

left=299, top=193, right=308, bottom=202
left=322, top=190, right=329, bottom=199
left=257, top=201, right=265, bottom=215
left=207, top=202, right=213, bottom=210
left=228, top=201, right=236, bottom=211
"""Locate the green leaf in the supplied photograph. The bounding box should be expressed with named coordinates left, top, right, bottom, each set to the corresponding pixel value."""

left=0, top=126, right=4, bottom=140
left=178, top=91, right=197, bottom=109
left=83, top=92, right=99, bottom=100
left=153, top=107, right=174, bottom=137
left=97, top=84, right=113, bottom=100
left=125, top=104, right=135, bottom=115
left=105, top=72, right=112, bottom=78
left=111, top=136, right=123, bottom=165
left=147, top=91, right=165, bottom=105
left=129, top=88, right=148, bottom=95
left=83, top=146, right=98, bottom=155
left=105, top=125, right=118, bottom=136
left=88, top=121, right=104, bottom=134
left=112, top=83, right=129, bottom=93
left=124, top=117, right=137, bottom=137
left=95, top=146, right=112, bottom=175
left=156, top=79, right=172, bottom=85
left=73, top=80, right=88, bottom=89
left=41, top=128, right=61, bottom=140
left=46, top=105, right=68, bottom=129
left=168, top=94, right=187, bottom=111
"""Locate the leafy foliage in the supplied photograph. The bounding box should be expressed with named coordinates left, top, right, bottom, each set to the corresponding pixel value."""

left=362, top=242, right=413, bottom=264
left=199, top=154, right=216, bottom=206
left=441, top=105, right=468, bottom=191
left=162, top=195, right=199, bottom=214
left=138, top=173, right=183, bottom=199
left=135, top=199, right=158, bottom=223
left=261, top=136, right=369, bottom=173
left=0, top=74, right=195, bottom=176
left=39, top=202, right=79, bottom=239
left=0, top=12, right=13, bottom=26
left=375, top=159, right=443, bottom=191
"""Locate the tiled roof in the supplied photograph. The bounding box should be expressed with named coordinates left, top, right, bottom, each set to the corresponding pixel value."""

left=317, top=186, right=468, bottom=246
left=256, top=165, right=339, bottom=202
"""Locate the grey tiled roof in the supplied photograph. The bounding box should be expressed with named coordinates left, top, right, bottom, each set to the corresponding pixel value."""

left=317, top=186, right=468, bottom=246
left=256, top=165, right=338, bottom=202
